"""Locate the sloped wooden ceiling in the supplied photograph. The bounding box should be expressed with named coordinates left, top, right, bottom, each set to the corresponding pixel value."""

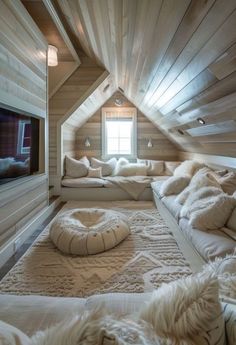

left=55, top=0, right=236, bottom=157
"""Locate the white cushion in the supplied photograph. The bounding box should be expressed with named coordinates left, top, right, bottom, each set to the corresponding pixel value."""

left=0, top=320, right=30, bottom=345
left=180, top=186, right=223, bottom=218
left=79, top=156, right=90, bottom=168
left=50, top=208, right=130, bottom=255
left=87, top=167, right=102, bottom=178
left=115, top=163, right=147, bottom=176
left=91, top=157, right=117, bottom=176
left=65, top=156, right=88, bottom=178
left=137, top=159, right=164, bottom=176
left=176, top=168, right=221, bottom=205
left=189, top=194, right=236, bottom=231
left=227, top=207, right=236, bottom=232
left=61, top=177, right=105, bottom=188
left=160, top=175, right=190, bottom=197
left=140, top=273, right=224, bottom=345
left=164, top=161, right=181, bottom=176
left=174, top=160, right=205, bottom=178
left=216, top=172, right=236, bottom=195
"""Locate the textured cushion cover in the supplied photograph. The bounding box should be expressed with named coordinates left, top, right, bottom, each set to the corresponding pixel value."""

left=189, top=194, right=236, bottom=231
left=160, top=175, right=190, bottom=197
left=50, top=208, right=130, bottom=255
left=91, top=157, right=117, bottom=176
left=227, top=207, right=236, bottom=232
left=176, top=168, right=221, bottom=205
left=115, top=163, right=147, bottom=176
left=140, top=273, right=224, bottom=345
left=180, top=186, right=223, bottom=219
left=62, top=177, right=105, bottom=188
left=164, top=161, right=181, bottom=176
left=174, top=160, right=205, bottom=178
left=179, top=218, right=236, bottom=260
left=0, top=320, right=30, bottom=345
left=87, top=167, right=102, bottom=178
left=65, top=156, right=88, bottom=178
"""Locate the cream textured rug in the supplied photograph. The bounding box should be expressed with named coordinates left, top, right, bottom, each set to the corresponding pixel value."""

left=0, top=201, right=192, bottom=297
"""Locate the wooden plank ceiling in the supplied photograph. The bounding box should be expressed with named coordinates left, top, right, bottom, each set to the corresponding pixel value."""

left=54, top=0, right=236, bottom=157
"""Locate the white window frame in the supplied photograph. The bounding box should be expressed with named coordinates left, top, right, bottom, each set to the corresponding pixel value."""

left=102, top=107, right=137, bottom=160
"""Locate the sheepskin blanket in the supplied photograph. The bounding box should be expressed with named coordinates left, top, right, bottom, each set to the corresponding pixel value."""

left=0, top=201, right=192, bottom=297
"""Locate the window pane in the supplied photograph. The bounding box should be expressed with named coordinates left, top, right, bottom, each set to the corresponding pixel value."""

left=106, top=122, right=119, bottom=137
left=107, top=138, right=119, bottom=154
left=119, top=121, right=132, bottom=137
left=119, top=138, right=131, bottom=154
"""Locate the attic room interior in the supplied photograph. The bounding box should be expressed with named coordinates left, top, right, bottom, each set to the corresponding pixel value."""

left=0, top=0, right=236, bottom=343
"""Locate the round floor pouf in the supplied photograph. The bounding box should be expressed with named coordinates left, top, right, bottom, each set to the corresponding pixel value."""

left=50, top=208, right=130, bottom=255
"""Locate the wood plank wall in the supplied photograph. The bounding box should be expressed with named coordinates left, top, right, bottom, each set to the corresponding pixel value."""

left=48, top=55, right=105, bottom=183
left=0, top=0, right=48, bottom=248
left=75, top=92, right=179, bottom=160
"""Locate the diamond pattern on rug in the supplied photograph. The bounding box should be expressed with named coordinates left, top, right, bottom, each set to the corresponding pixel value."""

left=0, top=202, right=192, bottom=297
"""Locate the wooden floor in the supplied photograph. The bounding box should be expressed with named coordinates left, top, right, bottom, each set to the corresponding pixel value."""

left=0, top=201, right=65, bottom=281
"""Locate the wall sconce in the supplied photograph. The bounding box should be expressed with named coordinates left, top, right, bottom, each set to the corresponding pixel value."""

left=48, top=45, right=58, bottom=66
left=147, top=138, right=153, bottom=148
left=197, top=117, right=205, bottom=125
left=84, top=137, right=91, bottom=147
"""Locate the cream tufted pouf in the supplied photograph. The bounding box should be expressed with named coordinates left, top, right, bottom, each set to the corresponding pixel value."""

left=50, top=208, right=130, bottom=255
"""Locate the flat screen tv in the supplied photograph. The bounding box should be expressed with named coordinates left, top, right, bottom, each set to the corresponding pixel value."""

left=0, top=107, right=39, bottom=185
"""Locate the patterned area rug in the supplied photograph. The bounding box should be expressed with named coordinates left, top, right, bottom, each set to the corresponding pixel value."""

left=0, top=201, right=192, bottom=297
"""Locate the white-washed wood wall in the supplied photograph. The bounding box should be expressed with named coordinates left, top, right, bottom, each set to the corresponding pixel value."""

left=57, top=0, right=236, bottom=159
left=0, top=0, right=48, bottom=247
left=49, top=55, right=106, bottom=185
left=75, top=92, right=179, bottom=160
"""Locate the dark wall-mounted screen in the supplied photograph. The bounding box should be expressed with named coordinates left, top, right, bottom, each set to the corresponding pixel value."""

left=0, top=107, right=39, bottom=185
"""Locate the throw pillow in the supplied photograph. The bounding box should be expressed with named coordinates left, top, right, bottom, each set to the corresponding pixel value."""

left=115, top=163, right=147, bottom=176
left=164, top=161, right=181, bottom=176
left=174, top=160, right=205, bottom=178
left=139, top=273, right=224, bottom=345
left=176, top=168, right=221, bottom=205
left=65, top=156, right=88, bottom=178
left=79, top=156, right=90, bottom=168
left=227, top=207, right=236, bottom=232
left=0, top=320, right=30, bottom=345
left=160, top=176, right=190, bottom=197
left=87, top=167, right=102, bottom=178
left=91, top=157, right=117, bottom=176
left=180, top=186, right=223, bottom=219
left=189, top=194, right=236, bottom=231
left=147, top=160, right=164, bottom=176
left=216, top=172, right=236, bottom=195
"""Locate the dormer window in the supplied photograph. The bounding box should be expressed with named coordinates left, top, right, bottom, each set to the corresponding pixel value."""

left=102, top=107, right=137, bottom=159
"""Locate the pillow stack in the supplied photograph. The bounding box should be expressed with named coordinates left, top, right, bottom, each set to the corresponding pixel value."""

left=115, top=157, right=147, bottom=176
left=137, top=159, right=164, bottom=176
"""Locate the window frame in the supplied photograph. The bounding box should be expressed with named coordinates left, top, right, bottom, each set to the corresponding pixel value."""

left=102, top=107, right=137, bottom=160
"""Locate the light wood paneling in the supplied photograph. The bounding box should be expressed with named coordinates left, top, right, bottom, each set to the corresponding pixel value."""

left=75, top=92, right=178, bottom=161
left=0, top=0, right=48, bottom=249
left=49, top=55, right=106, bottom=180
left=56, top=0, right=236, bottom=159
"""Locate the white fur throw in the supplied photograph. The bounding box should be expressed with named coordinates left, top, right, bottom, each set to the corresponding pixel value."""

left=189, top=194, right=236, bottom=231
left=176, top=168, right=221, bottom=205
left=140, top=273, right=222, bottom=344
left=174, top=160, right=205, bottom=178
left=160, top=176, right=190, bottom=197
left=180, top=186, right=223, bottom=219
left=0, top=320, right=31, bottom=345
left=65, top=156, right=88, bottom=178
left=91, top=157, right=117, bottom=176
